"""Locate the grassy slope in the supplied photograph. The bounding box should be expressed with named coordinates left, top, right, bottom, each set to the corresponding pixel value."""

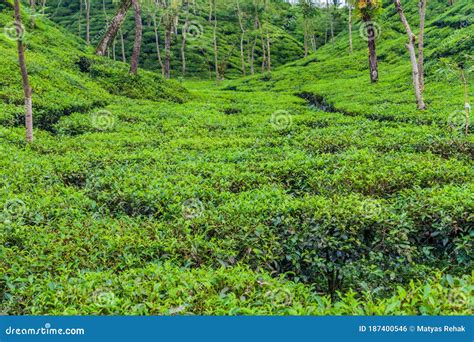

left=0, top=0, right=473, bottom=315
left=229, top=0, right=473, bottom=125
left=0, top=0, right=190, bottom=130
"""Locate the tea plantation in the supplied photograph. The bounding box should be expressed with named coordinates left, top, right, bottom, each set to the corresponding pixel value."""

left=0, top=0, right=473, bottom=315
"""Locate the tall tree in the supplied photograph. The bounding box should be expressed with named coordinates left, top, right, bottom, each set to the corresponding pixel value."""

left=236, top=0, right=247, bottom=76
left=263, top=0, right=271, bottom=72
left=14, top=0, right=33, bottom=142
left=354, top=0, right=382, bottom=83
left=210, top=0, right=219, bottom=83
left=348, top=0, right=354, bottom=53
left=129, top=0, right=143, bottom=74
left=29, top=0, right=36, bottom=27
left=96, top=0, right=132, bottom=56
left=394, top=0, right=426, bottom=109
left=78, top=0, right=83, bottom=37
left=300, top=0, right=318, bottom=57
left=160, top=0, right=179, bottom=79
left=152, top=14, right=164, bottom=75
left=85, top=0, right=90, bottom=45
left=119, top=28, right=127, bottom=63
left=418, top=0, right=427, bottom=91
left=181, top=0, right=190, bottom=77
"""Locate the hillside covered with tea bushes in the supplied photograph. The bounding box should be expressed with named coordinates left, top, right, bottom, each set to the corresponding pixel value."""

left=0, top=0, right=473, bottom=315
left=43, top=0, right=310, bottom=77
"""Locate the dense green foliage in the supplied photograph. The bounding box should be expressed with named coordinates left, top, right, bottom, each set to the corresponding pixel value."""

left=43, top=0, right=310, bottom=77
left=0, top=0, right=473, bottom=315
left=0, top=0, right=189, bottom=130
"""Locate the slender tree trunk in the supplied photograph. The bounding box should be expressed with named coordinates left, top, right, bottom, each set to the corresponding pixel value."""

left=119, top=27, right=126, bottom=63
left=330, top=15, right=334, bottom=45
left=102, top=0, right=108, bottom=23
left=163, top=10, right=178, bottom=79
left=366, top=21, right=379, bottom=82
left=152, top=15, right=164, bottom=76
left=181, top=27, right=187, bottom=77
left=311, top=35, right=317, bottom=52
left=327, top=0, right=334, bottom=45
left=263, top=0, right=271, bottom=71
left=211, top=0, right=219, bottom=84
left=129, top=0, right=142, bottom=74
left=264, top=0, right=272, bottom=72
left=236, top=0, right=246, bottom=76
left=258, top=18, right=266, bottom=73
left=250, top=38, right=256, bottom=75
left=303, top=21, right=309, bottom=57
left=394, top=0, right=426, bottom=110
left=208, top=0, right=212, bottom=21
left=112, top=37, right=116, bottom=60
left=14, top=0, right=33, bottom=143
left=85, top=0, right=90, bottom=45
left=418, top=0, right=427, bottom=92
left=200, top=46, right=212, bottom=80
left=164, top=24, right=172, bottom=79
left=250, top=11, right=259, bottom=76
left=325, top=24, right=328, bottom=43
left=29, top=0, right=36, bottom=27
left=181, top=2, right=190, bottom=77
left=266, top=28, right=271, bottom=71
left=79, top=0, right=82, bottom=37
left=239, top=29, right=246, bottom=76
left=96, top=0, right=132, bottom=56
left=461, top=70, right=470, bottom=134
left=253, top=13, right=265, bottom=73
left=348, top=5, right=353, bottom=54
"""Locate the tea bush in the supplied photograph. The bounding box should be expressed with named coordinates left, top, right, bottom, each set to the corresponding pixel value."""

left=0, top=0, right=472, bottom=315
